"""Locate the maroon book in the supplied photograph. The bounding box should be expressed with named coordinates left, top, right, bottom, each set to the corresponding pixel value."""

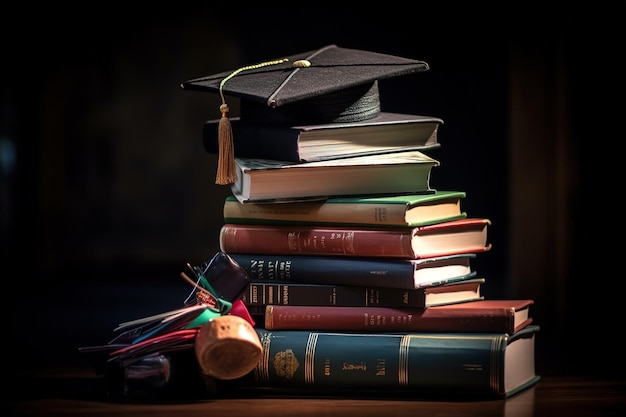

left=219, top=218, right=492, bottom=259
left=263, top=299, right=534, bottom=334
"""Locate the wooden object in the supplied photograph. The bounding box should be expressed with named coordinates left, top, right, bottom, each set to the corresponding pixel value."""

left=194, top=315, right=262, bottom=380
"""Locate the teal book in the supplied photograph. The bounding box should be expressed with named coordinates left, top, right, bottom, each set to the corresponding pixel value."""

left=232, top=325, right=540, bottom=398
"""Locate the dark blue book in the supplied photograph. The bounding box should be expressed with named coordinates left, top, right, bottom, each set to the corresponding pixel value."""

left=228, top=253, right=478, bottom=290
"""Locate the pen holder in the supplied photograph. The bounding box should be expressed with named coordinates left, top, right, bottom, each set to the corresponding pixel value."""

left=194, top=314, right=262, bottom=380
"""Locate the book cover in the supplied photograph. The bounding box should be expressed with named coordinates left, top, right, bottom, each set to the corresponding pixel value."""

left=263, top=299, right=534, bottom=334
left=223, top=190, right=467, bottom=227
left=232, top=325, right=541, bottom=398
left=230, top=150, right=439, bottom=203
left=203, top=113, right=443, bottom=163
left=225, top=253, right=478, bottom=289
left=219, top=218, right=492, bottom=259
left=242, top=277, right=485, bottom=312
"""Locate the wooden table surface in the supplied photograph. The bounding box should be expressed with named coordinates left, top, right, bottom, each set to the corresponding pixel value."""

left=4, top=369, right=625, bottom=417
left=5, top=274, right=625, bottom=416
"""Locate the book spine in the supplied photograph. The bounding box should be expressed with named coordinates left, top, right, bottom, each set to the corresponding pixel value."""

left=204, top=120, right=302, bottom=161
left=226, top=254, right=419, bottom=289
left=244, top=329, right=510, bottom=394
left=241, top=282, right=426, bottom=309
left=219, top=224, right=415, bottom=258
left=263, top=305, right=517, bottom=333
left=224, top=200, right=413, bottom=226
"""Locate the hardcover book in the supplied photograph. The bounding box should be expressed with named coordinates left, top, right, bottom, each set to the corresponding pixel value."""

left=262, top=299, right=534, bottom=334
left=231, top=325, right=541, bottom=398
left=225, top=253, right=478, bottom=289
left=223, top=190, right=467, bottom=227
left=241, top=277, right=485, bottom=312
left=181, top=44, right=432, bottom=186
left=202, top=113, right=443, bottom=163
left=219, top=218, right=492, bottom=259
left=229, top=150, right=439, bottom=203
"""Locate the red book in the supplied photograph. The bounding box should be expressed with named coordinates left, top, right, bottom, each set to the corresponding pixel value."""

left=219, top=218, right=491, bottom=259
left=263, top=299, right=534, bottom=334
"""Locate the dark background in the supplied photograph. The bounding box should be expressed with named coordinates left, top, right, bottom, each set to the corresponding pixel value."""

left=1, top=5, right=622, bottom=380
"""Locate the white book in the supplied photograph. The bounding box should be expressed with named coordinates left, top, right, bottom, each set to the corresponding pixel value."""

left=230, top=150, right=440, bottom=203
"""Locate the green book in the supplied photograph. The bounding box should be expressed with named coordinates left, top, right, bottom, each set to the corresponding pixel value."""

left=223, top=190, right=467, bottom=227
left=230, top=325, right=540, bottom=398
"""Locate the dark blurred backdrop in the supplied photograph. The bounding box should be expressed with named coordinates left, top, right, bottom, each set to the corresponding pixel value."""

left=1, top=5, right=622, bottom=379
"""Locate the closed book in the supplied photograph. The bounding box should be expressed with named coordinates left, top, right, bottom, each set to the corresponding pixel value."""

left=242, top=278, right=485, bottom=313
left=263, top=299, right=534, bottom=334
left=203, top=113, right=443, bottom=163
left=230, top=150, right=439, bottom=203
left=232, top=325, right=541, bottom=398
left=223, top=190, right=467, bottom=227
left=219, top=218, right=492, bottom=259
left=226, top=253, right=477, bottom=289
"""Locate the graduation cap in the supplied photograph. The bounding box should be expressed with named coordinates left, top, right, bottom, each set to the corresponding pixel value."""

left=180, top=44, right=430, bottom=185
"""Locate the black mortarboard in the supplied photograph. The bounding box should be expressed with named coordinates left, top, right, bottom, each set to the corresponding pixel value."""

left=180, top=44, right=430, bottom=184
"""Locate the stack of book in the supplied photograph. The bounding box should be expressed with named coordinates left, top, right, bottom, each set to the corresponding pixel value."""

left=181, top=44, right=540, bottom=399
left=223, top=190, right=491, bottom=317
left=216, top=174, right=539, bottom=398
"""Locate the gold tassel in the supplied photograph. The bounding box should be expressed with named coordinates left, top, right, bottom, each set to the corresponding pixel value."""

left=215, top=58, right=290, bottom=185
left=216, top=103, right=236, bottom=185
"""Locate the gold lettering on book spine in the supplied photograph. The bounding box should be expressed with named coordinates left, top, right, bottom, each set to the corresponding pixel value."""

left=376, top=358, right=386, bottom=376
left=287, top=231, right=356, bottom=254
left=287, top=232, right=301, bottom=251
left=341, top=362, right=367, bottom=371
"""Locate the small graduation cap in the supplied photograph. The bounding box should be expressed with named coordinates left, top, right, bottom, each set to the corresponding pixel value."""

left=180, top=44, right=430, bottom=185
